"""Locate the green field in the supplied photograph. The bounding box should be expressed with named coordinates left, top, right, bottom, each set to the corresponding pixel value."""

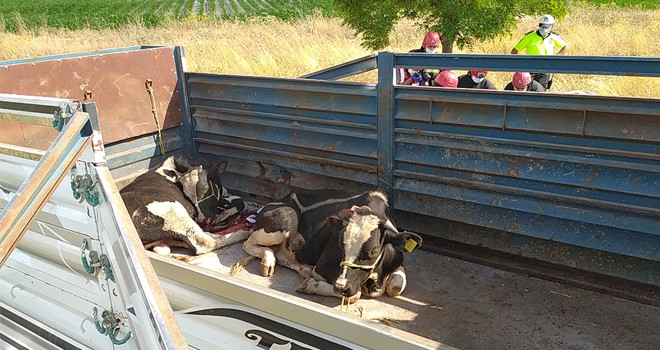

left=0, top=0, right=656, bottom=33
left=0, top=0, right=336, bottom=32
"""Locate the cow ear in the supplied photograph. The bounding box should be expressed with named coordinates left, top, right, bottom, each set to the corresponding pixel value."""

left=216, top=161, right=228, bottom=174
left=386, top=230, right=422, bottom=253
left=173, top=156, right=194, bottom=173
left=401, top=231, right=422, bottom=252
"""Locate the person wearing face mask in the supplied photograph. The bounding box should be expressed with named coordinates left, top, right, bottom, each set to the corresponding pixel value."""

left=457, top=70, right=497, bottom=89
left=510, top=14, right=568, bottom=90
left=504, top=72, right=546, bottom=92
left=397, top=31, right=442, bottom=86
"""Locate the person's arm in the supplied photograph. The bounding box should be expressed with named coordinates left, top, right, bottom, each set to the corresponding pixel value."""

left=511, top=35, right=528, bottom=54
left=557, top=44, right=568, bottom=55
left=396, top=67, right=413, bottom=85
left=533, top=81, right=546, bottom=92
left=484, top=79, right=497, bottom=90
left=555, top=35, right=568, bottom=55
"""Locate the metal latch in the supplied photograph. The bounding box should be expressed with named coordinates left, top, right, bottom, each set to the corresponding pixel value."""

left=99, top=254, right=116, bottom=283
left=81, top=239, right=101, bottom=276
left=70, top=168, right=100, bottom=207
left=52, top=101, right=81, bottom=131
left=92, top=307, right=132, bottom=345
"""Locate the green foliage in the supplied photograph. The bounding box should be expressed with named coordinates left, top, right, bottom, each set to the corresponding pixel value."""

left=333, top=0, right=572, bottom=52
left=0, top=0, right=337, bottom=32
left=578, top=0, right=658, bottom=9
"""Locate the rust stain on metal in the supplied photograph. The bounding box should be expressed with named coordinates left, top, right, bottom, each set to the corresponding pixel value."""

left=508, top=168, right=519, bottom=177
left=0, top=47, right=182, bottom=150
left=585, top=172, right=599, bottom=183
left=324, top=142, right=340, bottom=152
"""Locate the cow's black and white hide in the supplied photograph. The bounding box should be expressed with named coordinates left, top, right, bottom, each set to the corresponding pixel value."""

left=296, top=206, right=422, bottom=302
left=241, top=189, right=397, bottom=277
left=191, top=161, right=245, bottom=232
left=119, top=156, right=249, bottom=256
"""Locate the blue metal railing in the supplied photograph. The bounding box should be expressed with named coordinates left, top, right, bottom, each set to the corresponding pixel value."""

left=187, top=51, right=659, bottom=285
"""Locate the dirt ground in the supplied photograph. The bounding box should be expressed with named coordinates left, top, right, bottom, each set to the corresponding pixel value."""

left=180, top=239, right=660, bottom=350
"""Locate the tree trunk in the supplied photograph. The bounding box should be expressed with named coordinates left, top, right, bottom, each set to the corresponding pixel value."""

left=441, top=37, right=454, bottom=53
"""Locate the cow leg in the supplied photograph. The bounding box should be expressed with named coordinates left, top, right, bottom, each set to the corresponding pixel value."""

left=384, top=266, right=407, bottom=297
left=242, top=228, right=288, bottom=276
left=297, top=277, right=362, bottom=304
left=144, top=238, right=191, bottom=255
left=213, top=229, right=252, bottom=248
left=146, top=201, right=219, bottom=255
left=275, top=245, right=313, bottom=279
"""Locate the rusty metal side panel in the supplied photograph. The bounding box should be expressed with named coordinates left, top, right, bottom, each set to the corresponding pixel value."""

left=0, top=47, right=182, bottom=150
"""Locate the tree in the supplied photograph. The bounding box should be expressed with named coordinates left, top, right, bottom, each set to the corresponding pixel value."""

left=332, top=0, right=571, bottom=53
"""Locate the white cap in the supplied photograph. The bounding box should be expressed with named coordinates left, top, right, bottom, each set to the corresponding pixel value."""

left=539, top=14, right=555, bottom=25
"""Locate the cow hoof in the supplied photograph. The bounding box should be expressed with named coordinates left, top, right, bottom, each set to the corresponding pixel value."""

left=261, top=251, right=276, bottom=276
left=385, top=271, right=407, bottom=297
left=152, top=244, right=171, bottom=255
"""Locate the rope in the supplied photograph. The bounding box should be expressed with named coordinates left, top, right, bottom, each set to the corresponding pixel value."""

left=197, top=181, right=221, bottom=204
left=145, top=80, right=165, bottom=155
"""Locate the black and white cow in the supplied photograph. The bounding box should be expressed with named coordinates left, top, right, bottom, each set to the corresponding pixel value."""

left=242, top=189, right=398, bottom=277
left=120, top=156, right=248, bottom=255
left=295, top=205, right=422, bottom=302
left=240, top=189, right=421, bottom=301
left=191, top=161, right=245, bottom=232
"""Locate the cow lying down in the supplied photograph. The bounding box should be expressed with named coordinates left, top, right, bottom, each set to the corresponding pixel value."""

left=119, top=156, right=248, bottom=255
left=237, top=189, right=422, bottom=302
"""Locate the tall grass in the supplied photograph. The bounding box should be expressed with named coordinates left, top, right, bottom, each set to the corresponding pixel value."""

left=0, top=5, right=657, bottom=97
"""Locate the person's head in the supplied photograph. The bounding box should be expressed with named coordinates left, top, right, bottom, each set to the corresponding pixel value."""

left=469, top=70, right=488, bottom=84
left=435, top=70, right=459, bottom=88
left=538, top=14, right=555, bottom=37
left=512, top=72, right=532, bottom=91
left=422, top=31, right=441, bottom=54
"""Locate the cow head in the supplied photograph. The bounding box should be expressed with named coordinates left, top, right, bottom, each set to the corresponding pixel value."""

left=177, top=165, right=209, bottom=210
left=313, top=205, right=393, bottom=300
left=197, top=161, right=245, bottom=231
left=364, top=191, right=398, bottom=233
left=362, top=229, right=422, bottom=298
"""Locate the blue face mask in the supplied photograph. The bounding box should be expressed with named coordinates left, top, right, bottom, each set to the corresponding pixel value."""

left=539, top=28, right=551, bottom=36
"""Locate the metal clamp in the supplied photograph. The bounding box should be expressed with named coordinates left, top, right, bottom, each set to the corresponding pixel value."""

left=70, top=171, right=99, bottom=207
left=80, top=239, right=101, bottom=276
left=99, top=254, right=115, bottom=283
left=92, top=307, right=132, bottom=345
left=52, top=101, right=81, bottom=131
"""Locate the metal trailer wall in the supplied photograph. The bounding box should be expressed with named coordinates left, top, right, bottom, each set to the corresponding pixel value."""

left=0, top=48, right=444, bottom=350
left=186, top=53, right=659, bottom=287
left=4, top=46, right=655, bottom=287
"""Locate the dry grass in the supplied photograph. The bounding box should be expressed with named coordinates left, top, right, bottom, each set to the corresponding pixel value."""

left=0, top=6, right=658, bottom=97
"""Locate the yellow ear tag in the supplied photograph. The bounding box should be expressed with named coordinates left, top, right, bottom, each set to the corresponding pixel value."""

left=404, top=238, right=417, bottom=252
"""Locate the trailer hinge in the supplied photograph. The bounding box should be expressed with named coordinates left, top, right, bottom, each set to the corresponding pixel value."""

left=70, top=166, right=100, bottom=207
left=52, top=101, right=81, bottom=131
left=92, top=307, right=132, bottom=345
left=81, top=239, right=101, bottom=276
left=99, top=253, right=116, bottom=283
left=81, top=240, right=115, bottom=283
